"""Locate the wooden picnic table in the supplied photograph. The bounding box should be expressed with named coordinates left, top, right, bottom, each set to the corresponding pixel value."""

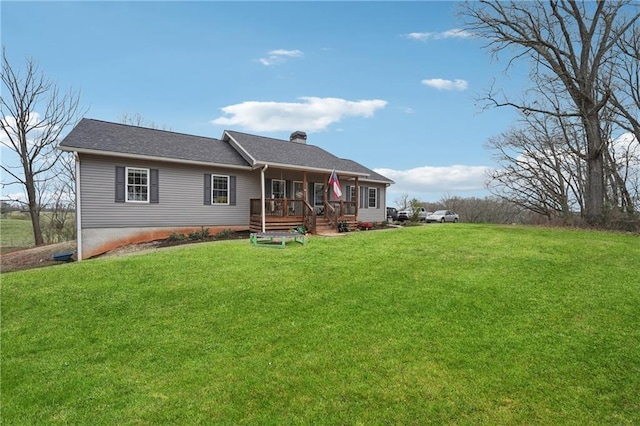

left=250, top=231, right=306, bottom=248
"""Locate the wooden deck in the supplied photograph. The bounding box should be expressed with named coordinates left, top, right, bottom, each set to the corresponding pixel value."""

left=249, top=198, right=358, bottom=234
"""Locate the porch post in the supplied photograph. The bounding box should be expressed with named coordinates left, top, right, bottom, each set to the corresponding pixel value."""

left=261, top=165, right=268, bottom=232
left=324, top=173, right=329, bottom=201
left=303, top=171, right=308, bottom=203
left=354, top=176, right=359, bottom=219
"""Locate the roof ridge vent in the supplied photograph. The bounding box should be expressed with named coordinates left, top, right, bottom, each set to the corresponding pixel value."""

left=290, top=131, right=307, bottom=144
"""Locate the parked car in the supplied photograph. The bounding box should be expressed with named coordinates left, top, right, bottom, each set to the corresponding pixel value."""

left=397, top=207, right=430, bottom=222
left=426, top=210, right=459, bottom=223
left=386, top=207, right=398, bottom=221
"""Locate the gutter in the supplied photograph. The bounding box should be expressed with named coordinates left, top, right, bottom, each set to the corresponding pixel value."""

left=59, top=146, right=253, bottom=171
left=74, top=152, right=82, bottom=261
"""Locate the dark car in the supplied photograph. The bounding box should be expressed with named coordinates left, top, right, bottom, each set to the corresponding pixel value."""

left=386, top=207, right=398, bottom=221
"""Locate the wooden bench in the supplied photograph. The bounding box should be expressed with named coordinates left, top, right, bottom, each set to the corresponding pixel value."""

left=250, top=231, right=306, bottom=248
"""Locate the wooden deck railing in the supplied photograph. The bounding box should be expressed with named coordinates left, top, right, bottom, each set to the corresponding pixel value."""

left=250, top=198, right=306, bottom=217
left=327, top=200, right=357, bottom=217
left=250, top=198, right=356, bottom=234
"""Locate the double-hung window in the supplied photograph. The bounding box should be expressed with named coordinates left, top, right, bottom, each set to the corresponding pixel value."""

left=212, top=175, right=229, bottom=204
left=368, top=187, right=378, bottom=208
left=127, top=167, right=149, bottom=202
left=346, top=185, right=356, bottom=202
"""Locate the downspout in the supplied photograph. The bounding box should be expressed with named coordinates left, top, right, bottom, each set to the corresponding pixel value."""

left=74, top=152, right=82, bottom=261
left=260, top=164, right=268, bottom=233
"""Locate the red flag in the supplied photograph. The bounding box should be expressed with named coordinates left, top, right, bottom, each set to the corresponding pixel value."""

left=328, top=169, right=342, bottom=199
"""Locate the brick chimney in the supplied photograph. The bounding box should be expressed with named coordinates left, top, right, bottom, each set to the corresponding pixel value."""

left=290, top=131, right=307, bottom=144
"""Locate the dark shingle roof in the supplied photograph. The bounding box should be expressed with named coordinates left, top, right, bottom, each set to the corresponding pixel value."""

left=225, top=130, right=393, bottom=183
left=60, top=119, right=393, bottom=183
left=60, top=118, right=249, bottom=167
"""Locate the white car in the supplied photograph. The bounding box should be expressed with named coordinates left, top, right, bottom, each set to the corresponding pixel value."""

left=396, top=207, right=430, bottom=222
left=426, top=210, right=459, bottom=223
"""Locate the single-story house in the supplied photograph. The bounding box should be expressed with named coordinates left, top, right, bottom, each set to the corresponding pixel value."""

left=60, top=118, right=394, bottom=260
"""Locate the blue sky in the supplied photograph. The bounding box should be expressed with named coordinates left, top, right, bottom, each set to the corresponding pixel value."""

left=1, top=1, right=527, bottom=205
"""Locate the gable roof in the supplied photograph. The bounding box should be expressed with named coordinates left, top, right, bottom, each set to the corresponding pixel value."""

left=60, top=118, right=249, bottom=168
left=60, top=118, right=393, bottom=183
left=224, top=131, right=393, bottom=183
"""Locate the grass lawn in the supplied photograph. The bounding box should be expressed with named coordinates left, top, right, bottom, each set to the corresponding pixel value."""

left=2, top=224, right=639, bottom=424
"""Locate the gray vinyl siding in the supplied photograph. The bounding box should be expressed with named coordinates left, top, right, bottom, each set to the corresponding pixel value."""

left=356, top=184, right=387, bottom=223
left=79, top=154, right=258, bottom=228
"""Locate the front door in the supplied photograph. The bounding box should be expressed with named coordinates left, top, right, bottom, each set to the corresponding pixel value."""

left=314, top=183, right=324, bottom=215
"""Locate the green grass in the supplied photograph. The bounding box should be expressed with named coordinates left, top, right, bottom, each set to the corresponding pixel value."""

left=1, top=217, right=35, bottom=251
left=2, top=225, right=639, bottom=424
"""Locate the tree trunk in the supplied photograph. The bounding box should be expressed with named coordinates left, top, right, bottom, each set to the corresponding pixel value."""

left=584, top=116, right=606, bottom=226
left=24, top=169, right=44, bottom=245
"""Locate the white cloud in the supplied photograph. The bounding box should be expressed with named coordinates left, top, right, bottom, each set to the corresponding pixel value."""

left=404, top=32, right=435, bottom=41
left=1, top=112, right=44, bottom=148
left=421, top=78, right=468, bottom=91
left=404, top=29, right=473, bottom=41
left=436, top=29, right=474, bottom=39
left=259, top=49, right=303, bottom=66
left=212, top=97, right=387, bottom=132
left=375, top=165, right=490, bottom=196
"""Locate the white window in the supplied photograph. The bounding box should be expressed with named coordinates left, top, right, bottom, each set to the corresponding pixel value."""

left=272, top=179, right=286, bottom=198
left=368, top=187, right=378, bottom=208
left=212, top=175, right=229, bottom=204
left=346, top=185, right=356, bottom=202
left=126, top=167, right=149, bottom=202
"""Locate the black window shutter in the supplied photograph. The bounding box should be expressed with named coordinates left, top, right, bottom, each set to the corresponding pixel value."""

left=204, top=174, right=211, bottom=205
left=150, top=169, right=159, bottom=203
left=286, top=180, right=292, bottom=198
left=115, top=166, right=125, bottom=202
left=376, top=188, right=380, bottom=208
left=265, top=178, right=272, bottom=197
left=361, top=186, right=369, bottom=209
left=229, top=176, right=236, bottom=206
left=346, top=185, right=352, bottom=202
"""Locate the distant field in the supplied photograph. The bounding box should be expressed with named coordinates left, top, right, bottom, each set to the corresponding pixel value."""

left=0, top=217, right=34, bottom=252
left=2, top=225, right=640, bottom=424
left=1, top=212, right=75, bottom=253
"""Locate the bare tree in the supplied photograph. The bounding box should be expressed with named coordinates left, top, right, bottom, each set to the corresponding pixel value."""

left=608, top=23, right=640, bottom=143
left=120, top=112, right=170, bottom=131
left=485, top=115, right=586, bottom=223
left=460, top=0, right=640, bottom=226
left=394, top=193, right=412, bottom=210
left=1, top=48, right=83, bottom=245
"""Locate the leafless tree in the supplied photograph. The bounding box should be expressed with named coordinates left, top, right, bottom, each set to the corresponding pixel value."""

left=485, top=113, right=586, bottom=223
left=438, top=195, right=531, bottom=224
left=394, top=193, right=412, bottom=210
left=1, top=48, right=84, bottom=245
left=460, top=0, right=640, bottom=226
left=40, top=152, right=76, bottom=243
left=608, top=23, right=640, bottom=144
left=120, top=112, right=170, bottom=130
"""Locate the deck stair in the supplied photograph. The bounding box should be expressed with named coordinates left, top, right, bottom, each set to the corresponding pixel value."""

left=250, top=216, right=358, bottom=235
left=315, top=217, right=357, bottom=235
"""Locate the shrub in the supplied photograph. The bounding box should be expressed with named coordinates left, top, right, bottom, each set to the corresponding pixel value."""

left=168, top=232, right=187, bottom=242
left=214, top=229, right=235, bottom=239
left=188, top=227, right=210, bottom=241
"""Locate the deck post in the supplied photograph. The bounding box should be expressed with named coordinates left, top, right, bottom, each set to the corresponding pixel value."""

left=354, top=176, right=359, bottom=219
left=261, top=165, right=268, bottom=232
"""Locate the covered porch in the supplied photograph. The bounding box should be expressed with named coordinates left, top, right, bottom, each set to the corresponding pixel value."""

left=249, top=169, right=362, bottom=234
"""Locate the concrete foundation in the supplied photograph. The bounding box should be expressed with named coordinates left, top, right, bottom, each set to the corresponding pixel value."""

left=81, top=225, right=248, bottom=260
